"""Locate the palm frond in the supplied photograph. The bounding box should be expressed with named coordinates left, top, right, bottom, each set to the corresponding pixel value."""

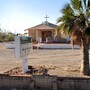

left=86, top=12, right=90, bottom=19
left=87, top=6, right=90, bottom=10
left=57, top=0, right=89, bottom=37
left=61, top=4, right=74, bottom=16
left=83, top=0, right=87, bottom=7
left=70, top=0, right=82, bottom=11
left=88, top=0, right=90, bottom=7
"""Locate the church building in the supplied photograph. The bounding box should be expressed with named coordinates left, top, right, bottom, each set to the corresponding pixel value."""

left=24, top=15, right=67, bottom=43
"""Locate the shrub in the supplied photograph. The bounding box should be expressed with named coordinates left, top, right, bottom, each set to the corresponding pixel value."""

left=0, top=38, right=3, bottom=42
left=4, top=34, right=14, bottom=42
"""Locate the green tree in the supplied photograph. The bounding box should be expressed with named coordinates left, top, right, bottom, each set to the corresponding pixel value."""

left=4, top=32, right=14, bottom=42
left=57, top=0, right=90, bottom=75
left=0, top=32, right=7, bottom=42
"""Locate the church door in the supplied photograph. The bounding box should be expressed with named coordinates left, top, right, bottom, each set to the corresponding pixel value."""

left=42, top=31, right=52, bottom=41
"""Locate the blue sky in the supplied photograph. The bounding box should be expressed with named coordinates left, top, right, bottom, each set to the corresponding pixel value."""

left=0, top=0, right=70, bottom=34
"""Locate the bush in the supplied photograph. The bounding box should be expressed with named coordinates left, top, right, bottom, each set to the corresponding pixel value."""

left=4, top=34, right=14, bottom=42
left=0, top=38, right=3, bottom=42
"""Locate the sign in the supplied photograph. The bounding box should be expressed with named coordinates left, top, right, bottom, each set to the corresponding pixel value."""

left=14, top=36, right=32, bottom=58
left=14, top=36, right=32, bottom=73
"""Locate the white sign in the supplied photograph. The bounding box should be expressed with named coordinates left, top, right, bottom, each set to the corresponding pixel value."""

left=14, top=36, right=32, bottom=73
left=14, top=36, right=32, bottom=58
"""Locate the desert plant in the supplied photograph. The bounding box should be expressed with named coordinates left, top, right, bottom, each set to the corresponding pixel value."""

left=57, top=0, right=90, bottom=75
left=4, top=33, right=14, bottom=42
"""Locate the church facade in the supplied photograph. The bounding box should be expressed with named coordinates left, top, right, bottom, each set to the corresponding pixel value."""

left=24, top=15, right=68, bottom=43
left=24, top=21, right=57, bottom=42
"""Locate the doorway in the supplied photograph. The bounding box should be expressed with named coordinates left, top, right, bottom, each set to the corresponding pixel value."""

left=42, top=31, right=52, bottom=41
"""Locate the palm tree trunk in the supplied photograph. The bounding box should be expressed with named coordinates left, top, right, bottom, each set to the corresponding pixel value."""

left=80, top=38, right=89, bottom=75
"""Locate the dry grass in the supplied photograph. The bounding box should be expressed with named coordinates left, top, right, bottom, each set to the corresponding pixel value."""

left=0, top=42, right=89, bottom=77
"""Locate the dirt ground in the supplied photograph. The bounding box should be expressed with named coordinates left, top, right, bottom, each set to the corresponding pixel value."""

left=0, top=42, right=89, bottom=77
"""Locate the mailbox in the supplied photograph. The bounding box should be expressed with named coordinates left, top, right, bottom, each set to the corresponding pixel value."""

left=14, top=36, right=32, bottom=58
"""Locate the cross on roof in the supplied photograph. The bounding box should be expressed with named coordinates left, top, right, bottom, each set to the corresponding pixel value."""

left=44, top=15, right=49, bottom=22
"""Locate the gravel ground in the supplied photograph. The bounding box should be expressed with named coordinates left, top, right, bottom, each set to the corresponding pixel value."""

left=0, top=42, right=89, bottom=77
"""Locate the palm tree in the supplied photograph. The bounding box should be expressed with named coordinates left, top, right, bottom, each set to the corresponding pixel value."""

left=57, top=0, right=90, bottom=75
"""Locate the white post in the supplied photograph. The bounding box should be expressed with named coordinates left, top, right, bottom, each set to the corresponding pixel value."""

left=39, top=37, right=42, bottom=43
left=46, top=38, right=48, bottom=43
left=36, top=30, right=38, bottom=41
left=22, top=57, right=28, bottom=73
left=37, top=37, right=42, bottom=49
left=52, top=30, right=54, bottom=41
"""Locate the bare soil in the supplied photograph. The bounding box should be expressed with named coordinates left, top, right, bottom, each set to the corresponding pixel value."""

left=0, top=42, right=89, bottom=77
